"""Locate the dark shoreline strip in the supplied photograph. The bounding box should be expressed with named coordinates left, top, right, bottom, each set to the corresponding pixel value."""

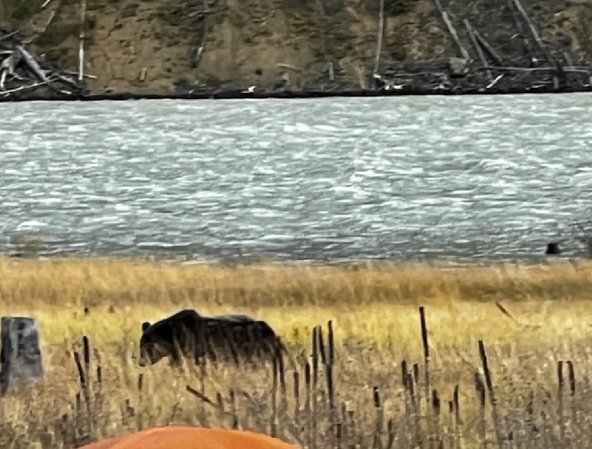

left=2, top=84, right=592, bottom=102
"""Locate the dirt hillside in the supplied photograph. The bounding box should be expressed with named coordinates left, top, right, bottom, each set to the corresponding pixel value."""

left=1, top=0, right=591, bottom=95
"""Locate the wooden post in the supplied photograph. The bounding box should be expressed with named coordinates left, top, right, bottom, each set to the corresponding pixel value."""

left=463, top=19, right=493, bottom=82
left=432, top=0, right=470, bottom=60
left=78, top=0, right=86, bottom=84
left=0, top=316, right=43, bottom=393
left=373, top=0, right=385, bottom=77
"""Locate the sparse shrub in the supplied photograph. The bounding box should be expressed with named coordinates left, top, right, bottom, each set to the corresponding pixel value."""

left=4, top=0, right=43, bottom=20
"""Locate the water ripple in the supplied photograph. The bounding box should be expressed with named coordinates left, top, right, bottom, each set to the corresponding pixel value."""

left=1, top=94, right=592, bottom=262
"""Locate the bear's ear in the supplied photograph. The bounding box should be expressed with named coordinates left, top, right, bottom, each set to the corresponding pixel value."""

left=142, top=322, right=151, bottom=332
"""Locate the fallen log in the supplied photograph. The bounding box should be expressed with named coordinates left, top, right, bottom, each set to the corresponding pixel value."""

left=63, top=70, right=97, bottom=80
left=471, top=29, right=504, bottom=66
left=476, top=65, right=591, bottom=75
left=1, top=51, right=20, bottom=75
left=511, top=0, right=567, bottom=88
left=506, top=0, right=535, bottom=62
left=486, top=74, right=504, bottom=89
left=510, top=0, right=554, bottom=66
left=463, top=19, right=492, bottom=82
left=15, top=45, right=48, bottom=82
left=0, top=30, right=20, bottom=42
left=53, top=73, right=83, bottom=89
left=0, top=78, right=53, bottom=97
left=432, top=0, right=470, bottom=60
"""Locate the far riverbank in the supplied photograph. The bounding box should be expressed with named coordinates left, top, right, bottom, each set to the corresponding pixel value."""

left=2, top=74, right=591, bottom=102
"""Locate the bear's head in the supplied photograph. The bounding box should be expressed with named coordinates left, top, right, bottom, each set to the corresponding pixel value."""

left=139, top=321, right=176, bottom=366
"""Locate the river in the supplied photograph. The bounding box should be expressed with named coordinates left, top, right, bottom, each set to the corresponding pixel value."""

left=1, top=94, right=591, bottom=263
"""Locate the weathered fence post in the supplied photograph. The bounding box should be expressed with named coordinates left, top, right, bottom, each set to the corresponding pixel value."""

left=0, top=316, right=43, bottom=393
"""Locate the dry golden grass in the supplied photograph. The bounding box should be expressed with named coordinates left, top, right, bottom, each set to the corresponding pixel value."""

left=1, top=257, right=592, bottom=449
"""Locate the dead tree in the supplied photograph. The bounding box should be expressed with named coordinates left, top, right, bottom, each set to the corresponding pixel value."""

left=373, top=0, right=385, bottom=77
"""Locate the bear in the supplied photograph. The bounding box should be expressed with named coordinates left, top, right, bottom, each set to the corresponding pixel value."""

left=138, top=309, right=286, bottom=368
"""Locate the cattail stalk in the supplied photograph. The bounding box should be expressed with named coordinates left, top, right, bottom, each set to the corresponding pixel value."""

left=479, top=340, right=503, bottom=449
left=557, top=360, right=565, bottom=441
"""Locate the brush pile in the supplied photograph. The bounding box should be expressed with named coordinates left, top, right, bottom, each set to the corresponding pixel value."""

left=0, top=28, right=86, bottom=100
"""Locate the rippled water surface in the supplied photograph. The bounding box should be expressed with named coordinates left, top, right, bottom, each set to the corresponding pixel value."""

left=1, top=94, right=592, bottom=262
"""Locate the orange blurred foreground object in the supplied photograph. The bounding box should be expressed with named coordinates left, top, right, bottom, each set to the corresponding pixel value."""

left=79, top=437, right=120, bottom=449
left=78, top=426, right=300, bottom=449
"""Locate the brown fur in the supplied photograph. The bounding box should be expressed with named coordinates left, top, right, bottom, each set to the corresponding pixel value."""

left=139, top=309, right=286, bottom=368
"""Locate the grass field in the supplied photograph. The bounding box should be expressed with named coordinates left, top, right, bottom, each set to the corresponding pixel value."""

left=1, top=258, right=592, bottom=448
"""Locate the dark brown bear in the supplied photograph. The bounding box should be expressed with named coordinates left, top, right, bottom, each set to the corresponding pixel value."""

left=138, top=309, right=286, bottom=368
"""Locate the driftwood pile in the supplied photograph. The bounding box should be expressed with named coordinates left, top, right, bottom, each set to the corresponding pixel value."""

left=371, top=0, right=592, bottom=94
left=0, top=28, right=86, bottom=100
left=372, top=57, right=592, bottom=95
